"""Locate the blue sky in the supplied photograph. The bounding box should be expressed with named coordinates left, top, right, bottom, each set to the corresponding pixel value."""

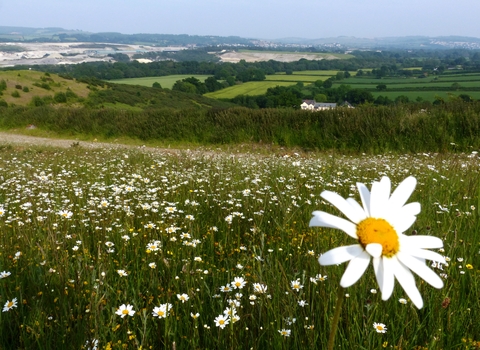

left=1, top=0, right=480, bottom=39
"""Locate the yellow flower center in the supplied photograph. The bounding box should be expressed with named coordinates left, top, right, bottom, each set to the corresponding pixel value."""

left=157, top=311, right=165, bottom=317
left=122, top=309, right=129, bottom=315
left=219, top=320, right=225, bottom=325
left=356, top=218, right=399, bottom=257
left=7, top=301, right=13, bottom=308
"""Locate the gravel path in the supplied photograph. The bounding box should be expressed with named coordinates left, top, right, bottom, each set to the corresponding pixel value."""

left=0, top=132, right=180, bottom=154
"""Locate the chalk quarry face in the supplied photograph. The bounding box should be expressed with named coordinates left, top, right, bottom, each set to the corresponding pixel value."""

left=0, top=42, right=338, bottom=67
left=0, top=42, right=185, bottom=67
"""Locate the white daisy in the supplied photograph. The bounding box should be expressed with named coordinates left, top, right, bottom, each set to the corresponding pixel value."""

left=310, top=176, right=445, bottom=309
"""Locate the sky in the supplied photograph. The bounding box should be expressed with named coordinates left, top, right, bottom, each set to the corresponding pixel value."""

left=1, top=0, right=480, bottom=40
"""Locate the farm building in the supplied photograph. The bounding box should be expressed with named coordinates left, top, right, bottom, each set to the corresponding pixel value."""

left=301, top=100, right=337, bottom=111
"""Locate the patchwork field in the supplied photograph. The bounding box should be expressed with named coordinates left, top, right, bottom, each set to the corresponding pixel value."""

left=0, top=140, right=478, bottom=349
left=110, top=75, right=212, bottom=89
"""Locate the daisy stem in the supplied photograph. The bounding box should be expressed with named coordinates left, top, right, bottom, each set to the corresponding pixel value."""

left=327, top=286, right=345, bottom=350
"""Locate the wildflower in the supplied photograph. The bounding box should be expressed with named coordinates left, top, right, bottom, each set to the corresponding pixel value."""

left=58, top=210, right=73, bottom=219
left=148, top=262, right=156, bottom=269
left=278, top=329, right=291, bottom=337
left=466, top=264, right=473, bottom=270
left=220, top=285, right=232, bottom=293
left=310, top=176, right=445, bottom=309
left=253, top=283, right=268, bottom=294
left=398, top=298, right=407, bottom=304
left=298, top=300, right=308, bottom=307
left=191, top=312, right=200, bottom=319
left=231, top=277, right=247, bottom=289
left=115, top=304, right=135, bottom=318
left=316, top=274, right=327, bottom=282
left=291, top=279, right=303, bottom=292
left=2, top=298, right=18, bottom=312
left=194, top=257, right=202, bottom=262
left=214, top=314, right=230, bottom=329
left=152, top=303, right=172, bottom=318
left=0, top=271, right=11, bottom=279
left=370, top=289, right=377, bottom=294
left=373, top=322, right=387, bottom=333
left=177, top=293, right=189, bottom=303
left=146, top=241, right=161, bottom=251
left=117, top=270, right=128, bottom=277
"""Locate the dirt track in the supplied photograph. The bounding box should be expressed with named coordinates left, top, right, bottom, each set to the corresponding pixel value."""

left=0, top=132, right=180, bottom=154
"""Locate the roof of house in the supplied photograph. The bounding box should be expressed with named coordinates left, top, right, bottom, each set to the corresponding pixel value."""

left=314, top=103, right=337, bottom=108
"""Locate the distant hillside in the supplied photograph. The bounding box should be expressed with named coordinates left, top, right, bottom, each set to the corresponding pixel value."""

left=0, top=70, right=234, bottom=110
left=0, top=26, right=255, bottom=46
left=273, top=35, right=480, bottom=50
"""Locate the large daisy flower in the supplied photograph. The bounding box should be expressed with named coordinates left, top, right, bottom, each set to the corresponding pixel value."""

left=310, top=176, right=445, bottom=309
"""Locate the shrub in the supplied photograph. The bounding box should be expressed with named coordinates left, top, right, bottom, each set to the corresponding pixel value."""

left=54, top=92, right=67, bottom=103
left=30, top=96, right=46, bottom=107
left=11, top=90, right=20, bottom=98
left=23, top=86, right=30, bottom=93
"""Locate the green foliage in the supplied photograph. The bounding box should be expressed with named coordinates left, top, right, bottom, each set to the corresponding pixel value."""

left=33, top=82, right=51, bottom=90
left=1, top=101, right=480, bottom=153
left=0, top=99, right=7, bottom=107
left=54, top=92, right=67, bottom=103
left=29, top=95, right=46, bottom=107
left=22, top=86, right=30, bottom=92
left=11, top=90, right=20, bottom=98
left=152, top=82, right=162, bottom=89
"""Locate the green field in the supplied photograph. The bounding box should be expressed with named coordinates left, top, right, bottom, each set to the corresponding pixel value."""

left=0, top=143, right=478, bottom=349
left=110, top=75, right=212, bottom=89
left=372, top=90, right=480, bottom=101
left=108, top=70, right=480, bottom=102
left=205, top=81, right=295, bottom=98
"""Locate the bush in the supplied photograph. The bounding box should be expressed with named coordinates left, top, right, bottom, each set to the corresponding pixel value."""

left=0, top=99, right=7, bottom=107
left=54, top=92, right=67, bottom=103
left=30, top=96, right=46, bottom=107
left=22, top=86, right=30, bottom=93
left=11, top=90, right=20, bottom=98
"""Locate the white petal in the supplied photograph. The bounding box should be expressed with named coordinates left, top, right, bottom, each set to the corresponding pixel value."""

left=309, top=211, right=357, bottom=238
left=400, top=202, right=421, bottom=216
left=321, top=191, right=366, bottom=224
left=381, top=257, right=395, bottom=300
left=369, top=177, right=391, bottom=218
left=372, top=257, right=383, bottom=294
left=404, top=235, right=443, bottom=249
left=401, top=246, right=446, bottom=264
left=397, top=252, right=444, bottom=289
left=319, top=245, right=364, bottom=266
left=392, top=256, right=424, bottom=309
left=390, top=214, right=417, bottom=234
left=346, top=197, right=367, bottom=221
left=387, top=176, right=417, bottom=211
left=340, top=250, right=371, bottom=287
left=357, top=182, right=371, bottom=217
left=366, top=243, right=383, bottom=258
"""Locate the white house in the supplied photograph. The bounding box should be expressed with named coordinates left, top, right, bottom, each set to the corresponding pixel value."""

left=301, top=100, right=337, bottom=111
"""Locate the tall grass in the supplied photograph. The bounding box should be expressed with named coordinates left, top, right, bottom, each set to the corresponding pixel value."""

left=0, top=145, right=479, bottom=349
left=1, top=101, right=480, bottom=153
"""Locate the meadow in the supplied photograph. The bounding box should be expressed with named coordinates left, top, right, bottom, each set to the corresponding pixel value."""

left=109, top=76, right=212, bottom=90
left=0, top=143, right=479, bottom=349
